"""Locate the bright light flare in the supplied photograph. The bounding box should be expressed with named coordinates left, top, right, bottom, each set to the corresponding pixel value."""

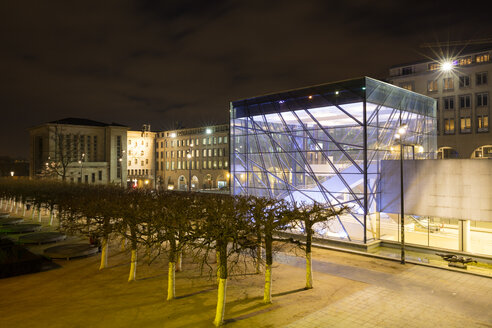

left=441, top=61, right=454, bottom=72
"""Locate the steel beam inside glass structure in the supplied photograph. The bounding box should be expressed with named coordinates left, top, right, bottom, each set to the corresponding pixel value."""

left=230, top=77, right=437, bottom=243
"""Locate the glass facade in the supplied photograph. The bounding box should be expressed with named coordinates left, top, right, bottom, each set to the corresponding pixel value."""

left=231, top=77, right=436, bottom=243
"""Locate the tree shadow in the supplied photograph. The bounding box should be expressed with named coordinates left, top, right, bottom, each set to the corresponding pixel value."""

left=273, top=287, right=307, bottom=297
left=175, top=286, right=217, bottom=299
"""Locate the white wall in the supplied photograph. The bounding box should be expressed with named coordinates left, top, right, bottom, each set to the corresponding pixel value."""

left=379, top=159, right=492, bottom=222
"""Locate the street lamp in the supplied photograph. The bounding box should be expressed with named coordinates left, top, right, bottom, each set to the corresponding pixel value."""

left=78, top=153, right=85, bottom=183
left=186, top=151, right=192, bottom=192
left=10, top=171, right=14, bottom=177
left=395, top=123, right=407, bottom=264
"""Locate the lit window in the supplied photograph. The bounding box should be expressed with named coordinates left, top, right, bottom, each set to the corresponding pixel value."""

left=213, top=161, right=217, bottom=169
left=171, top=162, right=175, bottom=170
left=202, top=138, right=206, bottom=145
left=218, top=136, right=223, bottom=144
left=203, top=149, right=207, bottom=157
left=427, top=80, right=438, bottom=92
left=141, top=150, right=144, bottom=156
left=476, top=93, right=488, bottom=107
left=460, top=117, right=471, bottom=133
left=459, top=95, right=471, bottom=109
left=428, top=63, right=439, bottom=71
left=443, top=77, right=454, bottom=90
left=224, top=161, right=228, bottom=168
left=134, top=159, right=138, bottom=164
left=208, top=149, right=212, bottom=156
left=203, top=160, right=207, bottom=169
left=459, top=75, right=470, bottom=88
left=444, top=118, right=455, bottom=134
left=128, top=160, right=131, bottom=166
left=476, top=72, right=488, bottom=86
left=224, top=136, right=228, bottom=144
left=475, top=53, right=490, bottom=63
left=459, top=57, right=472, bottom=66
left=178, top=161, right=181, bottom=169
left=219, top=161, right=223, bottom=168
left=478, top=115, right=489, bottom=132
left=141, top=161, right=144, bottom=166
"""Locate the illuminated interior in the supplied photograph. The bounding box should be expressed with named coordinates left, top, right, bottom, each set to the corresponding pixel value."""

left=231, top=77, right=437, bottom=243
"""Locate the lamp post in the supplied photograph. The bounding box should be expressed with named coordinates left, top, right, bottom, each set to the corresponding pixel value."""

left=186, top=149, right=192, bottom=192
left=78, top=153, right=85, bottom=183
left=119, top=157, right=123, bottom=187
left=395, top=124, right=407, bottom=264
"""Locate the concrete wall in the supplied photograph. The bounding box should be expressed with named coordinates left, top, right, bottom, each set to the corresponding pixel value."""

left=379, top=159, right=492, bottom=222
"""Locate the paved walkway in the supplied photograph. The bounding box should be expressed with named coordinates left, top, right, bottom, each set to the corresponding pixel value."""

left=278, top=253, right=492, bottom=327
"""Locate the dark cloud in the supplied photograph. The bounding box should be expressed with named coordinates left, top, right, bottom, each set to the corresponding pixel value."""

left=1, top=0, right=492, bottom=158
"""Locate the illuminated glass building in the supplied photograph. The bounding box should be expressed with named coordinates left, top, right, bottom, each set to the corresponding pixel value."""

left=231, top=77, right=436, bottom=244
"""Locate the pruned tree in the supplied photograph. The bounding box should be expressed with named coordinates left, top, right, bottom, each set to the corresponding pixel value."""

left=292, top=202, right=348, bottom=289
left=248, top=196, right=293, bottom=303
left=192, top=194, right=253, bottom=327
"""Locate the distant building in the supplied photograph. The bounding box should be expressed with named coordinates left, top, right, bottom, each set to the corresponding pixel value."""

left=0, top=157, right=29, bottom=177
left=155, top=124, right=230, bottom=191
left=127, top=125, right=156, bottom=188
left=389, top=47, right=491, bottom=159
left=29, top=118, right=128, bottom=185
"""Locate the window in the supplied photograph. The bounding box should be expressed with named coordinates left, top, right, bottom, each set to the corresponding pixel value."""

left=171, top=162, right=175, bottom=170
left=166, top=162, right=169, bottom=170
left=475, top=53, right=490, bottom=63
left=145, top=159, right=149, bottom=164
left=203, top=149, right=207, bottom=157
left=85, top=175, right=89, bottom=183
left=202, top=138, right=207, bottom=145
left=219, top=160, right=223, bottom=168
left=443, top=77, right=454, bottom=90
left=98, top=170, right=102, bottom=181
left=443, top=97, right=454, bottom=110
left=196, top=138, right=199, bottom=145
left=160, top=142, right=163, bottom=148
left=428, top=63, right=439, bottom=71
left=401, top=66, right=413, bottom=75
left=213, top=148, right=217, bottom=156
left=208, top=149, right=212, bottom=156
left=476, top=72, right=488, bottom=85
left=224, top=136, right=228, bottom=144
left=208, top=137, right=211, bottom=145
left=476, top=93, right=489, bottom=107
left=213, top=137, right=217, bottom=144
left=208, top=160, right=212, bottom=169
left=91, top=173, right=95, bottom=183
left=145, top=169, right=148, bottom=175
left=141, top=150, right=144, bottom=156
left=178, top=161, right=181, bottom=169
left=195, top=149, right=199, bottom=157
left=444, top=118, right=455, bottom=134
left=459, top=95, right=471, bottom=109
left=213, top=161, right=217, bottom=169
left=478, top=115, right=489, bottom=132
left=399, top=82, right=414, bottom=91
left=218, top=136, right=223, bottom=144
left=460, top=117, right=471, bottom=133
left=459, top=56, right=472, bottom=66
left=459, top=75, right=470, bottom=88
left=141, top=161, right=144, bottom=166
left=427, top=80, right=438, bottom=92
left=128, top=160, right=131, bottom=166
left=224, top=161, right=228, bottom=168
left=134, top=159, right=138, bottom=164
left=203, top=160, right=207, bottom=169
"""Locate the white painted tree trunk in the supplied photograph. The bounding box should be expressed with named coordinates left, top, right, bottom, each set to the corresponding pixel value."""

left=0, top=198, right=3, bottom=209
left=15, top=201, right=19, bottom=214
left=22, top=203, right=26, bottom=217
left=263, top=264, right=272, bottom=303
left=305, top=252, right=313, bottom=289
left=49, top=210, right=54, bottom=226
left=176, top=251, right=182, bottom=272
left=128, top=249, right=137, bottom=282
left=167, top=261, right=175, bottom=301
left=213, top=278, right=227, bottom=327
left=99, top=238, right=108, bottom=270
left=10, top=201, right=15, bottom=212
left=38, top=207, right=42, bottom=222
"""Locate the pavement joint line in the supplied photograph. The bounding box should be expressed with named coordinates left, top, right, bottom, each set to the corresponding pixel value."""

left=310, top=241, right=492, bottom=280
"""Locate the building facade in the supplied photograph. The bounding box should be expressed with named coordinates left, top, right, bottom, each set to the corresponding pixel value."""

left=155, top=124, right=230, bottom=191
left=29, top=118, right=128, bottom=185
left=389, top=48, right=491, bottom=159
left=231, top=77, right=436, bottom=243
left=127, top=125, right=156, bottom=188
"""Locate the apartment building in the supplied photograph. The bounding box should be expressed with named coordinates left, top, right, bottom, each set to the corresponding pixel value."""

left=389, top=47, right=491, bottom=159
left=155, top=124, right=230, bottom=191
left=127, top=124, right=156, bottom=188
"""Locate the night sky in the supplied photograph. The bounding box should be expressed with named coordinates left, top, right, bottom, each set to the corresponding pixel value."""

left=2, top=0, right=492, bottom=158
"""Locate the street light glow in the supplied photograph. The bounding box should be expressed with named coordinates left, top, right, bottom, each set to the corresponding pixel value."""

left=441, top=61, right=454, bottom=72
left=398, top=124, right=408, bottom=135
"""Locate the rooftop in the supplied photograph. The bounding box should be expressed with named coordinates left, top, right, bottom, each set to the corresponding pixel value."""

left=48, top=117, right=127, bottom=127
